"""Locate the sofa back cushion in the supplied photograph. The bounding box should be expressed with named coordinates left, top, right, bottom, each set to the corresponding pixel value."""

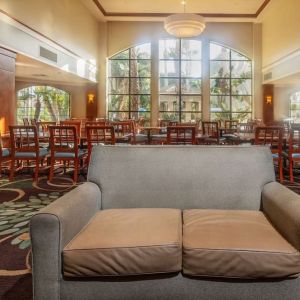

left=88, top=145, right=275, bottom=210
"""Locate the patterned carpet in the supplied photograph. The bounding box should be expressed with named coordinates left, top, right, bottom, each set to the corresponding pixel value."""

left=1, top=171, right=300, bottom=300
left=0, top=171, right=84, bottom=300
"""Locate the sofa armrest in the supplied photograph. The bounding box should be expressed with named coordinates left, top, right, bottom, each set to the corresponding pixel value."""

left=262, top=181, right=300, bottom=251
left=30, top=182, right=101, bottom=300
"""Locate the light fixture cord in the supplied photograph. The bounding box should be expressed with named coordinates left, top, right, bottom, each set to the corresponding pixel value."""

left=181, top=0, right=186, bottom=13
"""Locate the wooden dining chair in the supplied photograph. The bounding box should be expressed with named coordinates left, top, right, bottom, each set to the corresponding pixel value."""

left=223, top=120, right=240, bottom=144
left=23, top=118, right=30, bottom=126
left=284, top=124, right=300, bottom=183
left=254, top=126, right=283, bottom=182
left=86, top=125, right=115, bottom=164
left=166, top=126, right=196, bottom=145
left=199, top=121, right=224, bottom=145
left=110, top=121, right=135, bottom=144
left=0, top=132, right=11, bottom=177
left=36, top=121, right=56, bottom=146
left=49, top=125, right=87, bottom=183
left=237, top=122, right=254, bottom=143
left=60, top=120, right=81, bottom=136
left=9, top=125, right=49, bottom=182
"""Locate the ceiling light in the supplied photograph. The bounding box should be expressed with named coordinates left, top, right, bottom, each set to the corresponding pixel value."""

left=164, top=1, right=206, bottom=38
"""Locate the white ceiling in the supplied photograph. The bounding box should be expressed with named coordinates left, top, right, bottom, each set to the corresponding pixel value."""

left=15, top=54, right=90, bottom=86
left=99, top=0, right=265, bottom=14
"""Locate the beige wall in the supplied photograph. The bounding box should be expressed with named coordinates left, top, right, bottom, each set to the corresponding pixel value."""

left=0, top=0, right=100, bottom=61
left=107, top=21, right=254, bottom=58
left=274, top=86, right=300, bottom=121
left=15, top=81, right=87, bottom=119
left=261, top=0, right=300, bottom=68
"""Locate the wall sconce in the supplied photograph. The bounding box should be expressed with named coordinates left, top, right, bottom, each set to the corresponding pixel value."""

left=87, top=93, right=95, bottom=104
left=266, top=95, right=272, bottom=105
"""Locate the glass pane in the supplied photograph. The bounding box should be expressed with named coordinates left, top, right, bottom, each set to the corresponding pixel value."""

left=181, top=112, right=202, bottom=123
left=130, top=112, right=151, bottom=126
left=159, top=95, right=179, bottom=111
left=291, top=110, right=300, bottom=121
left=291, top=92, right=300, bottom=102
left=232, top=96, right=252, bottom=112
left=211, top=112, right=231, bottom=121
left=231, top=79, right=252, bottom=95
left=130, top=95, right=151, bottom=111
left=108, top=111, right=129, bottom=121
left=159, top=39, right=180, bottom=59
left=130, top=60, right=151, bottom=77
left=231, top=50, right=249, bottom=61
left=210, top=96, right=230, bottom=112
left=130, top=78, right=151, bottom=94
left=159, top=78, right=179, bottom=94
left=109, top=60, right=129, bottom=77
left=131, top=43, right=151, bottom=59
left=181, top=79, right=201, bottom=94
left=159, top=112, right=179, bottom=121
left=108, top=95, right=129, bottom=111
left=210, top=61, right=230, bottom=78
left=159, top=61, right=179, bottom=77
left=111, top=50, right=129, bottom=60
left=182, top=96, right=201, bottom=112
left=109, top=78, right=129, bottom=94
left=181, top=40, right=202, bottom=60
left=210, top=79, right=230, bottom=95
left=181, top=60, right=201, bottom=77
left=210, top=43, right=230, bottom=60
left=231, top=61, right=252, bottom=78
left=232, top=113, right=252, bottom=122
left=291, top=103, right=300, bottom=110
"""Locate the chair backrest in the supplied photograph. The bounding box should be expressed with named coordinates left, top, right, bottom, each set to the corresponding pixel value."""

left=31, top=119, right=38, bottom=126
left=60, top=120, right=81, bottom=136
left=288, top=125, right=300, bottom=156
left=37, top=121, right=56, bottom=138
left=254, top=126, right=283, bottom=154
left=86, top=125, right=115, bottom=146
left=9, top=125, right=39, bottom=155
left=166, top=126, right=196, bottom=145
left=111, top=121, right=134, bottom=141
left=23, top=118, right=30, bottom=126
left=49, top=126, right=78, bottom=155
left=202, top=121, right=219, bottom=138
left=238, top=122, right=254, bottom=133
left=224, top=120, right=238, bottom=134
left=88, top=145, right=275, bottom=210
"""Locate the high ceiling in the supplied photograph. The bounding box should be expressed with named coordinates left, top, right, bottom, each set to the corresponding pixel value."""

left=84, top=0, right=270, bottom=21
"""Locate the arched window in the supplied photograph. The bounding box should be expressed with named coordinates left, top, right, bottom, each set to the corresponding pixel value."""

left=108, top=43, right=151, bottom=122
left=17, top=86, right=70, bottom=124
left=210, top=43, right=252, bottom=122
left=290, top=91, right=300, bottom=122
left=159, top=39, right=202, bottom=122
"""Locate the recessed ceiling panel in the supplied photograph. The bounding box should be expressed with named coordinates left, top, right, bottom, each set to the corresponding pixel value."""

left=99, top=0, right=266, bottom=15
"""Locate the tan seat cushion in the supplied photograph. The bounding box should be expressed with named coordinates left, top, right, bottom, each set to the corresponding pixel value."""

left=63, top=208, right=182, bottom=277
left=183, top=209, right=300, bottom=278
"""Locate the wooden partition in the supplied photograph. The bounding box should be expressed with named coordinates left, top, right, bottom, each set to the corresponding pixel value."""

left=0, top=47, right=16, bottom=133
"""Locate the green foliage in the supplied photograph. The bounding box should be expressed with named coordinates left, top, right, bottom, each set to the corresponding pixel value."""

left=17, top=86, right=70, bottom=124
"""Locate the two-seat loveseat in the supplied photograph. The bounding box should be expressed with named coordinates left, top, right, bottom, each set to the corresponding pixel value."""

left=30, top=145, right=300, bottom=299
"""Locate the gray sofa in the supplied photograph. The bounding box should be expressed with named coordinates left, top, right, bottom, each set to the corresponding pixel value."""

left=30, top=145, right=300, bottom=300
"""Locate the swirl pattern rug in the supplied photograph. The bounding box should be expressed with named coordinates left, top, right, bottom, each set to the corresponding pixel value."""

left=0, top=172, right=84, bottom=300
left=1, top=172, right=300, bottom=300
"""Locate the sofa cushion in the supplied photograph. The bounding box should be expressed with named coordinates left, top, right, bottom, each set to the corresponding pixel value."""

left=63, top=208, right=182, bottom=277
left=183, top=209, right=300, bottom=278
